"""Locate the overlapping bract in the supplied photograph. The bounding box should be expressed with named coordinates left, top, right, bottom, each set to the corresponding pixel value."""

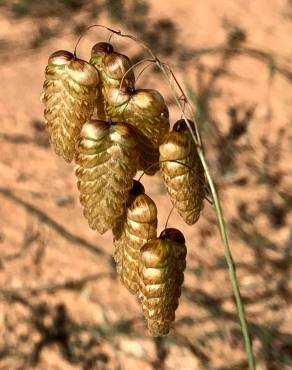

left=159, top=119, right=205, bottom=225
left=90, top=42, right=135, bottom=120
left=105, top=87, right=169, bottom=175
left=138, top=228, right=187, bottom=336
left=106, top=87, right=170, bottom=147
left=75, top=119, right=139, bottom=234
left=113, top=180, right=158, bottom=294
left=42, top=50, right=99, bottom=162
left=90, top=42, right=135, bottom=89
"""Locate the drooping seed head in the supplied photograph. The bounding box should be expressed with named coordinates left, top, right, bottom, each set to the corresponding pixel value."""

left=159, top=123, right=205, bottom=225
left=43, top=50, right=99, bottom=163
left=75, top=118, right=139, bottom=234
left=138, top=228, right=186, bottom=336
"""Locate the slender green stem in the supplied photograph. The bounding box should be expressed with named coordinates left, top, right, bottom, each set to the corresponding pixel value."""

left=157, top=60, right=256, bottom=370
left=197, top=151, right=256, bottom=370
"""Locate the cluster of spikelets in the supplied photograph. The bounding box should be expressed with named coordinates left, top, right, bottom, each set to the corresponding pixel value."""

left=41, top=42, right=205, bottom=336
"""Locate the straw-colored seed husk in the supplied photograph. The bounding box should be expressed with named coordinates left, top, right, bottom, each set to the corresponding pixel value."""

left=42, top=50, right=99, bottom=162
left=138, top=228, right=186, bottom=336
left=75, top=119, right=139, bottom=234
left=106, top=87, right=170, bottom=147
left=113, top=180, right=157, bottom=294
left=90, top=42, right=135, bottom=120
left=159, top=120, right=205, bottom=225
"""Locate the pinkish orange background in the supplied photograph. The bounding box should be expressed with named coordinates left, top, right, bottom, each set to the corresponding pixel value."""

left=0, top=1, right=291, bottom=369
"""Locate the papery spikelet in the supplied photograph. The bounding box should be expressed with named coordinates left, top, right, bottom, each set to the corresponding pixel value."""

left=106, top=87, right=170, bottom=147
left=75, top=119, right=139, bottom=234
left=113, top=180, right=158, bottom=294
left=42, top=50, right=99, bottom=162
left=159, top=119, right=205, bottom=225
left=93, top=86, right=159, bottom=175
left=138, top=228, right=186, bottom=336
left=90, top=42, right=135, bottom=120
left=90, top=42, right=135, bottom=89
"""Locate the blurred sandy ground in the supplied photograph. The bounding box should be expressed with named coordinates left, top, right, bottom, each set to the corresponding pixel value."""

left=0, top=1, right=292, bottom=369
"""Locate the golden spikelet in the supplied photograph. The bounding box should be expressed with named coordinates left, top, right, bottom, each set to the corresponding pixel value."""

left=42, top=50, right=99, bottom=163
left=104, top=87, right=169, bottom=174
left=113, top=180, right=158, bottom=294
left=75, top=119, right=139, bottom=234
left=159, top=119, right=205, bottom=225
left=90, top=42, right=135, bottom=89
left=90, top=42, right=135, bottom=120
left=106, top=87, right=170, bottom=147
left=138, top=228, right=187, bottom=336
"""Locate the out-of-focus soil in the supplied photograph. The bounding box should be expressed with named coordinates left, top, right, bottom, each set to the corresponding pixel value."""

left=0, top=1, right=291, bottom=369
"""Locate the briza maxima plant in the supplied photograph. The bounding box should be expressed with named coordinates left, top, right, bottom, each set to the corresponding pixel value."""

left=41, top=46, right=188, bottom=334
left=41, top=25, right=255, bottom=370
